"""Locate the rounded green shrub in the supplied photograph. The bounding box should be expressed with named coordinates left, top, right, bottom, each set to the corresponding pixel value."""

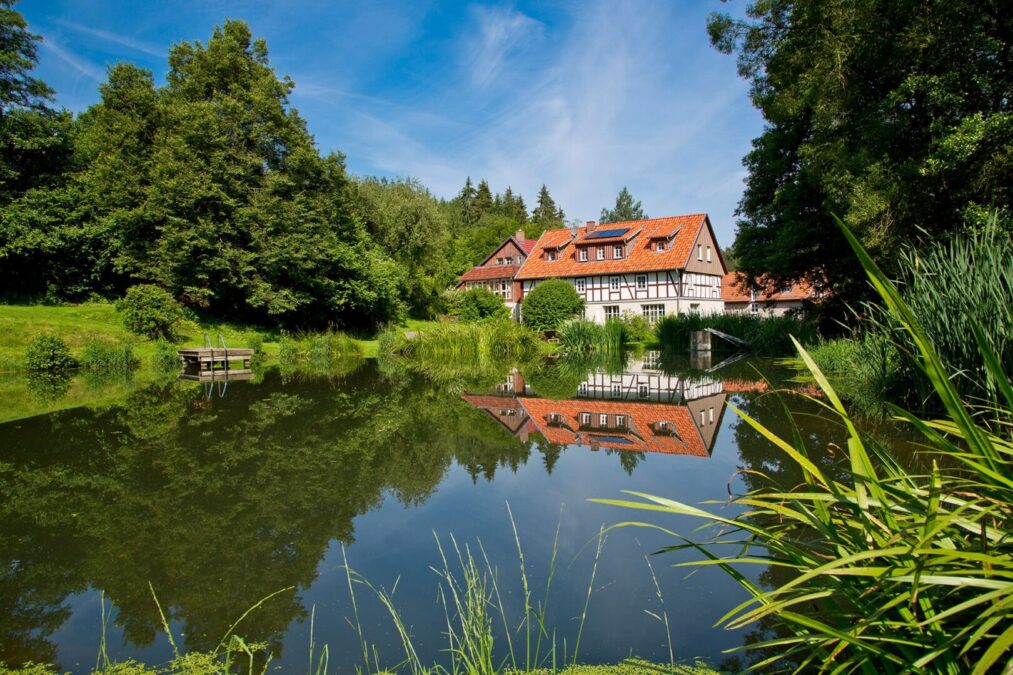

left=521, top=279, right=584, bottom=332
left=116, top=284, right=183, bottom=340
left=24, top=334, right=76, bottom=371
left=450, top=287, right=510, bottom=322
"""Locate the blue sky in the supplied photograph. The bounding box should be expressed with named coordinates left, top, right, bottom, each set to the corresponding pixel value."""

left=22, top=0, right=762, bottom=246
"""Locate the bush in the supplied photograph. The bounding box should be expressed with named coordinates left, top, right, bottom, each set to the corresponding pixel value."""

left=247, top=333, right=265, bottom=356
left=620, top=311, right=652, bottom=343
left=116, top=285, right=183, bottom=340
left=152, top=340, right=181, bottom=372
left=80, top=339, right=138, bottom=372
left=654, top=312, right=817, bottom=356
left=449, top=287, right=510, bottom=322
left=24, top=334, right=75, bottom=371
left=521, top=279, right=584, bottom=332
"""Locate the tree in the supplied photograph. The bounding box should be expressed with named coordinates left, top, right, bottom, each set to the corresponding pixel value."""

left=474, top=179, right=493, bottom=218
left=531, top=184, right=564, bottom=229
left=449, top=287, right=509, bottom=322
left=456, top=176, right=478, bottom=229
left=0, top=0, right=53, bottom=113
left=521, top=278, right=584, bottom=332
left=708, top=0, right=1013, bottom=318
left=600, top=186, right=646, bottom=224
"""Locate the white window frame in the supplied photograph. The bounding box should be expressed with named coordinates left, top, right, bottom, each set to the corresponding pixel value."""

left=604, top=305, right=620, bottom=320
left=578, top=383, right=588, bottom=395
left=613, top=244, right=624, bottom=259
left=616, top=415, right=626, bottom=428
left=497, top=257, right=504, bottom=265
left=706, top=246, right=711, bottom=262
left=546, top=250, right=557, bottom=261
left=641, top=304, right=665, bottom=323
left=611, top=383, right=622, bottom=396
left=505, top=256, right=513, bottom=265
left=656, top=240, right=666, bottom=252
left=638, top=384, right=649, bottom=399
left=599, top=414, right=608, bottom=426
left=581, top=412, right=591, bottom=425
left=609, top=276, right=621, bottom=291
left=597, top=246, right=606, bottom=261
left=579, top=248, right=589, bottom=262
left=697, top=244, right=702, bottom=261
left=575, top=278, right=586, bottom=293
left=636, top=274, right=647, bottom=290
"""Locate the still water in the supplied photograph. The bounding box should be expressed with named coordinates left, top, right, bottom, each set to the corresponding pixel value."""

left=0, top=352, right=859, bottom=672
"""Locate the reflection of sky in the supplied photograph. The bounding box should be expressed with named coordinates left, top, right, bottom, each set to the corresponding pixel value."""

left=60, top=393, right=755, bottom=672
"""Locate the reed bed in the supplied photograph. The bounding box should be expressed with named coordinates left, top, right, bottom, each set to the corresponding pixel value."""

left=379, top=320, right=540, bottom=362
left=601, top=220, right=1013, bottom=673
left=556, top=319, right=629, bottom=354
left=655, top=313, right=817, bottom=356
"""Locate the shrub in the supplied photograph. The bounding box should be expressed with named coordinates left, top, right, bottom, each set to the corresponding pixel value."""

left=620, top=311, right=652, bottom=343
left=449, top=287, right=510, bottom=322
left=521, top=279, right=584, bottom=332
left=80, top=339, right=138, bottom=372
left=247, top=333, right=265, bottom=356
left=24, top=334, right=75, bottom=371
left=116, top=285, right=183, bottom=340
left=152, top=340, right=181, bottom=372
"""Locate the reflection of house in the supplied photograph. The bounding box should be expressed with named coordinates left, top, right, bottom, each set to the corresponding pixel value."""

left=456, top=231, right=536, bottom=317
left=722, top=272, right=814, bottom=316
left=460, top=360, right=727, bottom=458
left=520, top=394, right=726, bottom=457
left=515, top=215, right=727, bottom=323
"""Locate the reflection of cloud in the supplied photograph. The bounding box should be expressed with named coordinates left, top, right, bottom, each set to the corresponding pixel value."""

left=53, top=19, right=165, bottom=57
left=41, top=38, right=105, bottom=82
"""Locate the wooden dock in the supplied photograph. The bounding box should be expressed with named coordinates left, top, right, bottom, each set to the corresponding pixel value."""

left=178, top=347, right=254, bottom=376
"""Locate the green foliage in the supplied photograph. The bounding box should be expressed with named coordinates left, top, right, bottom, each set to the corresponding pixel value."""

left=23, top=334, right=74, bottom=371
left=654, top=312, right=817, bottom=356
left=521, top=279, right=584, bottom=332
left=599, top=187, right=646, bottom=224
left=379, top=321, right=540, bottom=370
left=116, top=284, right=183, bottom=340
left=449, top=287, right=510, bottom=322
left=530, top=184, right=564, bottom=230
left=709, top=0, right=1013, bottom=317
left=79, top=339, right=137, bottom=373
left=556, top=319, right=629, bottom=354
left=151, top=340, right=180, bottom=372
left=601, top=221, right=1013, bottom=673
left=619, top=311, right=651, bottom=343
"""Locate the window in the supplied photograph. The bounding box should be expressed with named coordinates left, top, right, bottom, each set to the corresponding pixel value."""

left=749, top=302, right=759, bottom=315
left=609, top=276, right=620, bottom=291
left=597, top=246, right=605, bottom=261
left=611, top=383, right=622, bottom=396
left=697, top=244, right=702, bottom=261
left=604, top=305, right=620, bottom=320
left=616, top=415, right=626, bottom=428
left=641, top=304, right=665, bottom=323
left=638, top=384, right=649, bottom=399
left=502, top=281, right=511, bottom=300
left=690, top=303, right=700, bottom=312
left=781, top=286, right=792, bottom=294
left=656, top=240, right=667, bottom=252
left=579, top=248, right=589, bottom=262
left=706, top=246, right=711, bottom=262
left=575, top=278, right=586, bottom=293
left=636, top=274, right=647, bottom=290
left=712, top=286, right=718, bottom=298
left=505, top=257, right=513, bottom=265
left=699, top=411, right=706, bottom=426
left=578, top=382, right=588, bottom=395
left=708, top=407, right=714, bottom=423
left=546, top=250, right=557, bottom=261
left=599, top=414, right=608, bottom=426
left=581, top=412, right=591, bottom=425
left=613, top=244, right=624, bottom=259
left=497, top=257, right=504, bottom=265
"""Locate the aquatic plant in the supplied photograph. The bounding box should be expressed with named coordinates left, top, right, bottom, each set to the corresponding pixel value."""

left=379, top=320, right=540, bottom=362
left=601, top=221, right=1013, bottom=673
left=79, top=339, right=138, bottom=372
left=556, top=319, right=629, bottom=353
left=654, top=312, right=818, bottom=356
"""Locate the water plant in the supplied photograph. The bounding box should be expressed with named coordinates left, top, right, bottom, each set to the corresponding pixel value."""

left=379, top=320, right=540, bottom=362
left=599, top=220, right=1013, bottom=673
left=79, top=339, right=138, bottom=373
left=654, top=312, right=817, bottom=356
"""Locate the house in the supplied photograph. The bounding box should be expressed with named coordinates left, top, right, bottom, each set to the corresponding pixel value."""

left=722, top=272, right=813, bottom=316
left=456, top=230, right=535, bottom=317
left=514, top=215, right=727, bottom=323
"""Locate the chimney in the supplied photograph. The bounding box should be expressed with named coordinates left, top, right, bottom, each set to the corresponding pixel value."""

left=515, top=229, right=525, bottom=240
left=586, top=220, right=597, bottom=233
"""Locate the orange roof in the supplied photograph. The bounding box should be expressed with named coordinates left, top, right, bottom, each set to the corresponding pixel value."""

left=519, top=397, right=711, bottom=457
left=519, top=239, right=536, bottom=254
left=461, top=394, right=531, bottom=435
left=722, top=272, right=813, bottom=302
left=515, top=214, right=711, bottom=280
left=458, top=264, right=520, bottom=284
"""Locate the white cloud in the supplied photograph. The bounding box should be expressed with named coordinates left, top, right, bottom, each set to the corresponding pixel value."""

left=41, top=38, right=105, bottom=82
left=53, top=19, right=165, bottom=57
left=464, top=6, right=542, bottom=88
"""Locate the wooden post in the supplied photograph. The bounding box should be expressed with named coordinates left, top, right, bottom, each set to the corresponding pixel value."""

left=690, top=330, right=711, bottom=352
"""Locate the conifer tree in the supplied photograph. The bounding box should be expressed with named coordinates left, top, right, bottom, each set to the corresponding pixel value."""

left=600, top=186, right=646, bottom=224
left=531, top=184, right=564, bottom=229
left=474, top=179, right=493, bottom=217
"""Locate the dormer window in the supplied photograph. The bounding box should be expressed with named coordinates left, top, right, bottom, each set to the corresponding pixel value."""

left=581, top=413, right=591, bottom=425
left=546, top=250, right=557, bottom=261
left=613, top=244, right=624, bottom=259
left=597, top=247, right=605, bottom=261
left=579, top=248, right=589, bottom=262
left=655, top=240, right=667, bottom=252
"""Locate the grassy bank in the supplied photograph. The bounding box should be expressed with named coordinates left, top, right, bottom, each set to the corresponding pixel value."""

left=654, top=312, right=817, bottom=356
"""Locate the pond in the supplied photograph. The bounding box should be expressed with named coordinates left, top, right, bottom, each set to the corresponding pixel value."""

left=0, top=351, right=899, bottom=672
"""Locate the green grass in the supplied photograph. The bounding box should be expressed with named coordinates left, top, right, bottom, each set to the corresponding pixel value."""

left=654, top=312, right=818, bottom=356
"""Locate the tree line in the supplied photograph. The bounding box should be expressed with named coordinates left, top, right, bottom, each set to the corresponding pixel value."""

left=0, top=5, right=583, bottom=330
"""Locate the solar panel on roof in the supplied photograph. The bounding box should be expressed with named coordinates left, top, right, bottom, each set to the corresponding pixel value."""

left=585, top=227, right=629, bottom=239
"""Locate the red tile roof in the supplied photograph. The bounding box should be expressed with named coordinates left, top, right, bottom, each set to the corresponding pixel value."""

left=519, top=397, right=711, bottom=457
left=722, top=272, right=813, bottom=302
left=515, top=214, right=711, bottom=280
left=519, top=239, right=536, bottom=254
left=458, top=264, right=520, bottom=283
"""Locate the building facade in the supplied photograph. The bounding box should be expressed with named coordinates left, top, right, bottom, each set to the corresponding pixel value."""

left=456, top=230, right=535, bottom=317
left=514, top=214, right=726, bottom=323
left=722, top=272, right=813, bottom=316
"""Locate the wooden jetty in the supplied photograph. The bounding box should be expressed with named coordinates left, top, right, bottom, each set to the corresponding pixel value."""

left=178, top=334, right=254, bottom=376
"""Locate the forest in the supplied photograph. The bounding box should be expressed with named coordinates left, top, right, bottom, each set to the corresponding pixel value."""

left=0, top=11, right=570, bottom=330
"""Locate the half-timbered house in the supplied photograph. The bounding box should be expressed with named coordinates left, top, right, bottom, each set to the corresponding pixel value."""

left=456, top=230, right=535, bottom=318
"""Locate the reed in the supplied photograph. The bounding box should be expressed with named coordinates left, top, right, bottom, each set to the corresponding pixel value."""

left=599, top=219, right=1013, bottom=673
left=556, top=319, right=629, bottom=354
left=79, top=338, right=139, bottom=373
left=654, top=313, right=818, bottom=356
left=379, top=320, right=540, bottom=362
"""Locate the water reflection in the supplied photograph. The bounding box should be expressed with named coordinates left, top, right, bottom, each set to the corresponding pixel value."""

left=0, top=353, right=832, bottom=672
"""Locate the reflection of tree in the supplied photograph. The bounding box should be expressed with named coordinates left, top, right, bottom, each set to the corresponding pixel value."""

left=605, top=449, right=646, bottom=476
left=530, top=432, right=564, bottom=475
left=0, top=361, right=533, bottom=669
left=24, top=371, right=72, bottom=403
